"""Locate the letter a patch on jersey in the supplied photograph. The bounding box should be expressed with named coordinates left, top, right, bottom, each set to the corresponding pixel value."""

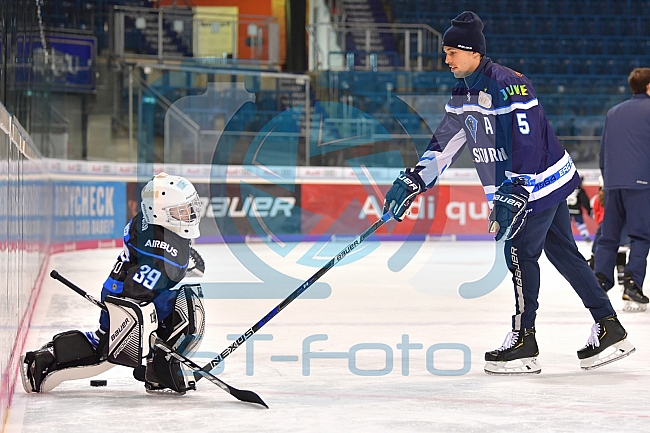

left=465, top=115, right=479, bottom=143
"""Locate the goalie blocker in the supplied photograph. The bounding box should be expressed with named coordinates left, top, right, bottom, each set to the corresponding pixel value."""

left=21, top=284, right=205, bottom=394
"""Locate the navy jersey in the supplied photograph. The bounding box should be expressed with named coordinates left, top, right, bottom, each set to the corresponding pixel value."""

left=97, top=212, right=192, bottom=332
left=102, top=212, right=192, bottom=302
left=416, top=57, right=580, bottom=215
left=599, top=93, right=650, bottom=190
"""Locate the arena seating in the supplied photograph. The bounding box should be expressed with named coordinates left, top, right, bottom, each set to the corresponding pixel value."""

left=388, top=0, right=650, bottom=118
left=323, top=0, right=650, bottom=137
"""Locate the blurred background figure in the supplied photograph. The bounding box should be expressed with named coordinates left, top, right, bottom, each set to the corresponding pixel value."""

left=567, top=176, right=593, bottom=242
left=588, top=179, right=629, bottom=286
left=594, top=68, right=650, bottom=312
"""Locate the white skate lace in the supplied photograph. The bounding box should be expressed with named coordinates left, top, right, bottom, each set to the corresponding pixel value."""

left=585, top=323, right=601, bottom=348
left=498, top=331, right=519, bottom=351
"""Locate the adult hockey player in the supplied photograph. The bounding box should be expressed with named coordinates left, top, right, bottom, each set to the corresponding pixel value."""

left=567, top=176, right=592, bottom=242
left=594, top=67, right=650, bottom=312
left=383, top=11, right=635, bottom=374
left=21, top=173, right=205, bottom=394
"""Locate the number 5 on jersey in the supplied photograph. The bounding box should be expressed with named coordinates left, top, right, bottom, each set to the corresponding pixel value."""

left=516, top=113, right=530, bottom=134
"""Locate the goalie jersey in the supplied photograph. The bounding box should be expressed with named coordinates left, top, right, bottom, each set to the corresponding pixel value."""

left=416, top=56, right=580, bottom=215
left=98, top=212, right=192, bottom=331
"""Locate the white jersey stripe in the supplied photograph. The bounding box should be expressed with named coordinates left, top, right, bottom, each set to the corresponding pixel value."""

left=483, top=151, right=575, bottom=204
left=445, top=98, right=539, bottom=116
left=418, top=129, right=466, bottom=187
left=528, top=152, right=576, bottom=201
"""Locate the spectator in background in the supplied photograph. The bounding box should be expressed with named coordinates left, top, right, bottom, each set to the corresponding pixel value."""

left=588, top=180, right=629, bottom=285
left=567, top=176, right=592, bottom=242
left=594, top=67, right=650, bottom=312
left=588, top=183, right=605, bottom=269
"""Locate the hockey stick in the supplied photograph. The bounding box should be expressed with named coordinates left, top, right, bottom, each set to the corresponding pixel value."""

left=49, top=270, right=268, bottom=408
left=195, top=211, right=393, bottom=381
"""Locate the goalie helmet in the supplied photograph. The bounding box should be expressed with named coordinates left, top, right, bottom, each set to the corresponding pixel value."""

left=141, top=172, right=202, bottom=239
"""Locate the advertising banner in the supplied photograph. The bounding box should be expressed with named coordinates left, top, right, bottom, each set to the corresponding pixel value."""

left=16, top=34, right=97, bottom=92
left=301, top=184, right=599, bottom=239
left=52, top=181, right=126, bottom=242
left=127, top=182, right=302, bottom=242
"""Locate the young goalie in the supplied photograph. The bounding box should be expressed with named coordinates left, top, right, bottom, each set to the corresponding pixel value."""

left=21, top=173, right=206, bottom=394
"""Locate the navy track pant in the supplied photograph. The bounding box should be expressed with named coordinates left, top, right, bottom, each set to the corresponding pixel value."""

left=506, top=201, right=615, bottom=330
left=594, top=188, right=650, bottom=290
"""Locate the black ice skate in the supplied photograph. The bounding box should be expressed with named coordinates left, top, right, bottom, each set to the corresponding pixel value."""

left=577, top=315, right=635, bottom=370
left=20, top=347, right=55, bottom=393
left=484, top=329, right=541, bottom=375
left=143, top=357, right=195, bottom=396
left=622, top=273, right=649, bottom=312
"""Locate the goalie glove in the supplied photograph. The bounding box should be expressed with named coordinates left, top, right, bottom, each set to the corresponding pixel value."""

left=186, top=247, right=205, bottom=278
left=383, top=168, right=426, bottom=222
left=488, top=178, right=530, bottom=241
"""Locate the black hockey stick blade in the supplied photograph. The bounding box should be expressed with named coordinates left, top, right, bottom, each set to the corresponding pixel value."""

left=153, top=340, right=269, bottom=408
left=193, top=369, right=268, bottom=408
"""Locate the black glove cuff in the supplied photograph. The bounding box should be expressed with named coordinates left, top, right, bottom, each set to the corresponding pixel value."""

left=405, top=167, right=427, bottom=191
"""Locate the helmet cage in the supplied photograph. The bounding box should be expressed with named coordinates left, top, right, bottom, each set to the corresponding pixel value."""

left=164, top=193, right=202, bottom=228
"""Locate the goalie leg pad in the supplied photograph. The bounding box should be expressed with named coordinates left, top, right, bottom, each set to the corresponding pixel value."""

left=105, top=296, right=158, bottom=367
left=39, top=361, right=114, bottom=393
left=142, top=285, right=203, bottom=394
left=53, top=330, right=100, bottom=367
left=21, top=331, right=107, bottom=393
left=159, top=284, right=205, bottom=356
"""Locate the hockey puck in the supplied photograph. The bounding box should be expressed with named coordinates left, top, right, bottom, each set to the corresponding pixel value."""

left=90, top=380, right=107, bottom=387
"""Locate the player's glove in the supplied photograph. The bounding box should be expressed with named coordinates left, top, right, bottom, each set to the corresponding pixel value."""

left=186, top=246, right=205, bottom=278
left=383, top=168, right=426, bottom=222
left=488, top=178, right=530, bottom=241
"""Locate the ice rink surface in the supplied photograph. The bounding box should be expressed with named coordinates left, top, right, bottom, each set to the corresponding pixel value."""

left=5, top=240, right=650, bottom=433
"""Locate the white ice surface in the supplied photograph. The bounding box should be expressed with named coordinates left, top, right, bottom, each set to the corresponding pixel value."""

left=5, top=240, right=650, bottom=433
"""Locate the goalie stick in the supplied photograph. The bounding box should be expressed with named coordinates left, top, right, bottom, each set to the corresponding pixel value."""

left=194, top=211, right=393, bottom=382
left=49, top=270, right=268, bottom=408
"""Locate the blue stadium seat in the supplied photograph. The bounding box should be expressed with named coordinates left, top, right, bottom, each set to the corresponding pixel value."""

left=373, top=1, right=646, bottom=120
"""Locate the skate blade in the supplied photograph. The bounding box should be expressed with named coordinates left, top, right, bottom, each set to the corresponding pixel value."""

left=144, top=382, right=187, bottom=396
left=484, top=357, right=541, bottom=375
left=19, top=355, right=33, bottom=394
left=145, top=387, right=186, bottom=396
left=622, top=300, right=648, bottom=312
left=580, top=339, right=636, bottom=370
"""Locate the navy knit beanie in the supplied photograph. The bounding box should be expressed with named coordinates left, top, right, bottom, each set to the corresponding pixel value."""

left=442, top=11, right=486, bottom=55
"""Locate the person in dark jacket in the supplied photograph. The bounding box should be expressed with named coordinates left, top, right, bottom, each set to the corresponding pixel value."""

left=594, top=68, right=650, bottom=312
left=383, top=11, right=634, bottom=375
